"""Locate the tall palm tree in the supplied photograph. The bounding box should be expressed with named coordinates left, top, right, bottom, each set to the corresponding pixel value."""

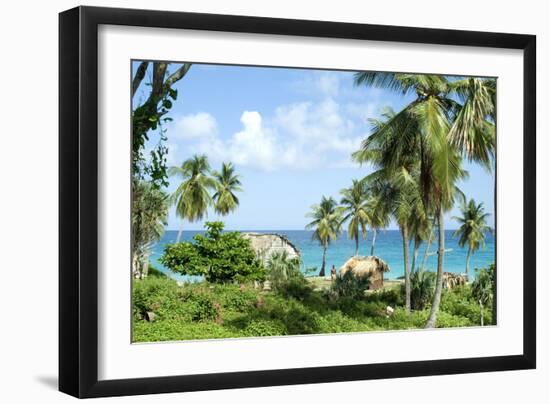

left=306, top=196, right=342, bottom=277
left=212, top=162, right=243, bottom=216
left=448, top=77, right=496, bottom=321
left=354, top=73, right=468, bottom=323
left=339, top=180, right=370, bottom=256
left=354, top=106, right=424, bottom=312
left=452, top=198, right=492, bottom=281
left=168, top=154, right=216, bottom=242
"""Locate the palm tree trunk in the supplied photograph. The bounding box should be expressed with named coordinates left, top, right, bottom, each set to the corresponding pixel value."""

left=411, top=238, right=420, bottom=273
left=132, top=250, right=140, bottom=278
left=425, top=208, right=445, bottom=328
left=320, top=244, right=327, bottom=277
left=465, top=246, right=472, bottom=282
left=421, top=219, right=435, bottom=271
left=355, top=235, right=359, bottom=256
left=140, top=251, right=150, bottom=279
left=370, top=229, right=377, bottom=256
left=402, top=225, right=411, bottom=313
left=176, top=221, right=184, bottom=243
left=479, top=300, right=484, bottom=326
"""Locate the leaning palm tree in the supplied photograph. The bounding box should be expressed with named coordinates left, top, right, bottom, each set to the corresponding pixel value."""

left=306, top=196, right=342, bottom=277
left=339, top=179, right=370, bottom=256
left=168, top=154, right=216, bottom=242
left=354, top=73, right=468, bottom=324
left=212, top=162, right=243, bottom=216
left=452, top=198, right=492, bottom=281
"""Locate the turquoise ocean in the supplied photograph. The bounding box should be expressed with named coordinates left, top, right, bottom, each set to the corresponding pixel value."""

left=150, top=230, right=495, bottom=282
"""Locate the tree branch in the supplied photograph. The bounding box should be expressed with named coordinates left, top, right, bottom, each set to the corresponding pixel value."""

left=165, top=63, right=192, bottom=87
left=132, top=61, right=149, bottom=98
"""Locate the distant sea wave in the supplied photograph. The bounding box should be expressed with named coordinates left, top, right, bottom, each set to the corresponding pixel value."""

left=149, top=229, right=495, bottom=282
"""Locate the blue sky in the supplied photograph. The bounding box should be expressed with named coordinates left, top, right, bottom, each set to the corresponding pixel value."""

left=133, top=62, right=495, bottom=231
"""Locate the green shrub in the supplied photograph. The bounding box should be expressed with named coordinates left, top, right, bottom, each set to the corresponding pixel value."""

left=188, top=293, right=220, bottom=322
left=276, top=277, right=313, bottom=301
left=243, top=319, right=286, bottom=336
left=160, top=221, right=266, bottom=283
left=132, top=277, right=186, bottom=320
left=365, top=288, right=404, bottom=307
left=214, top=284, right=257, bottom=311
left=330, top=271, right=371, bottom=299
left=408, top=271, right=436, bottom=310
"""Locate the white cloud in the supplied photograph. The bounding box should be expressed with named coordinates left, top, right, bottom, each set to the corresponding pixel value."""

left=229, top=111, right=279, bottom=171
left=169, top=102, right=367, bottom=172
left=174, top=112, right=218, bottom=139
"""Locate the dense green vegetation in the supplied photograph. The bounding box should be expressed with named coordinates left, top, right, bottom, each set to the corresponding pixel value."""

left=132, top=266, right=494, bottom=343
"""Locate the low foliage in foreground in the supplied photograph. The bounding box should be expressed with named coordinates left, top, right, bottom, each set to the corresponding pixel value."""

left=132, top=272, right=494, bottom=342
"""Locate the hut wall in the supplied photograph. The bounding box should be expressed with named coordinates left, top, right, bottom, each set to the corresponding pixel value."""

left=369, top=271, right=384, bottom=290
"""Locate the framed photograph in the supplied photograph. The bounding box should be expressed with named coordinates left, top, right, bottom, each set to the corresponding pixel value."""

left=59, top=6, right=536, bottom=398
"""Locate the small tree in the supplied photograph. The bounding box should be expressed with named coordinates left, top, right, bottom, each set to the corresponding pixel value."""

left=160, top=221, right=265, bottom=283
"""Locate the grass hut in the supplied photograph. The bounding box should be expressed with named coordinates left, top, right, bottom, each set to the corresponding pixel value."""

left=339, top=256, right=390, bottom=290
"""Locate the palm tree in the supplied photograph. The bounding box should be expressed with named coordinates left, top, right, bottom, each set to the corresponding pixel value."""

left=448, top=77, right=496, bottom=321
left=452, top=198, right=492, bottom=281
left=212, top=162, right=243, bottom=216
left=339, top=180, right=370, bottom=256
left=266, top=251, right=302, bottom=287
left=354, top=106, right=425, bottom=312
left=364, top=194, right=391, bottom=256
left=306, top=196, right=342, bottom=277
left=471, top=265, right=495, bottom=326
left=354, top=73, right=468, bottom=323
left=168, top=154, right=216, bottom=242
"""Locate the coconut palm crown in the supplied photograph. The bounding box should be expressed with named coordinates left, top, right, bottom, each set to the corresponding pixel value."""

left=452, top=197, right=492, bottom=281
left=306, top=196, right=343, bottom=277
left=169, top=154, right=216, bottom=242
left=339, top=179, right=370, bottom=256
left=212, top=162, right=243, bottom=216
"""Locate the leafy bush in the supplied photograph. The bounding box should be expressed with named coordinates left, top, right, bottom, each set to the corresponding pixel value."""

left=330, top=271, right=371, bottom=299
left=365, top=288, right=404, bottom=307
left=132, top=277, right=186, bottom=320
left=188, top=293, right=220, bottom=322
left=276, top=277, right=313, bottom=301
left=407, top=271, right=436, bottom=310
left=243, top=319, right=286, bottom=337
left=160, top=221, right=265, bottom=283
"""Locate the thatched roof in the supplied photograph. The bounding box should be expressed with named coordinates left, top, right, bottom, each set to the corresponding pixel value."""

left=339, top=256, right=390, bottom=277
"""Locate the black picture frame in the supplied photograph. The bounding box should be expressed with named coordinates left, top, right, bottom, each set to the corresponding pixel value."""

left=59, top=5, right=536, bottom=398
